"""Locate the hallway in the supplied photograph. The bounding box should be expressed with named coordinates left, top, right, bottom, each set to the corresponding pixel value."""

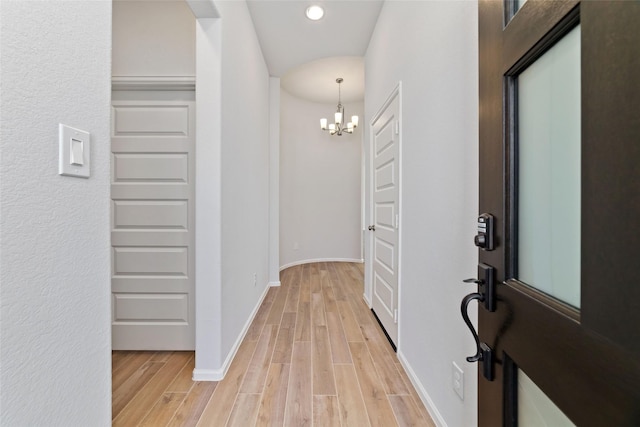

left=112, top=262, right=435, bottom=426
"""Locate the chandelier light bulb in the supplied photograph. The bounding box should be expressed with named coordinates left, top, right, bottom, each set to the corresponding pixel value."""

left=351, top=115, right=359, bottom=127
left=335, top=112, right=342, bottom=125
left=320, top=118, right=327, bottom=130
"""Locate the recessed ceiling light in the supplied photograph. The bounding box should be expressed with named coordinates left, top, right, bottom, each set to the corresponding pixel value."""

left=305, top=5, right=324, bottom=21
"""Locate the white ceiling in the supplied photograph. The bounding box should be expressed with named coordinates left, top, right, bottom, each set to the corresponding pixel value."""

left=246, top=0, right=384, bottom=102
left=281, top=56, right=364, bottom=104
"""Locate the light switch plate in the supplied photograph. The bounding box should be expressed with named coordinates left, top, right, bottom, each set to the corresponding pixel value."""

left=452, top=361, right=464, bottom=400
left=59, top=124, right=90, bottom=178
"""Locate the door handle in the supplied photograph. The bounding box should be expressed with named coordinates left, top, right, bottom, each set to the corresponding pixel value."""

left=368, top=225, right=376, bottom=231
left=461, top=292, right=485, bottom=362
left=460, top=263, right=497, bottom=381
left=460, top=291, right=494, bottom=381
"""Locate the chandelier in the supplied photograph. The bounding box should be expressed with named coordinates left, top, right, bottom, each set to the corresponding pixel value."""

left=320, top=78, right=359, bottom=136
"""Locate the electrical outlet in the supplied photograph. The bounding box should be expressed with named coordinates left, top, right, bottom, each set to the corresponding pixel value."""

left=452, top=361, right=464, bottom=400
left=253, top=273, right=257, bottom=287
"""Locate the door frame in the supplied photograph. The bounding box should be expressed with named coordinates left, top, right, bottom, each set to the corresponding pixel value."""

left=365, top=82, right=403, bottom=347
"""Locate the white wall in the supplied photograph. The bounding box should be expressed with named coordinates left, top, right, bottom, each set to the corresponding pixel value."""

left=194, top=16, right=224, bottom=377
left=112, top=0, right=195, bottom=77
left=280, top=90, right=363, bottom=269
left=0, top=1, right=112, bottom=425
left=365, top=2, right=479, bottom=426
left=217, top=1, right=272, bottom=358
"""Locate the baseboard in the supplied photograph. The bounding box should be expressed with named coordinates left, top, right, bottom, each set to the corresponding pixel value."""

left=397, top=350, right=448, bottom=427
left=192, top=282, right=272, bottom=382
left=192, top=368, right=222, bottom=381
left=362, top=292, right=372, bottom=307
left=269, top=281, right=281, bottom=287
left=279, top=258, right=364, bottom=271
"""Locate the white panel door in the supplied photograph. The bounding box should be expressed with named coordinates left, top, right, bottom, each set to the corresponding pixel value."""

left=111, top=100, right=195, bottom=350
left=370, top=94, right=400, bottom=346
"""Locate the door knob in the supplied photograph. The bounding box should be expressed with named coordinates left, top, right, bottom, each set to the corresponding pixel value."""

left=368, top=225, right=376, bottom=231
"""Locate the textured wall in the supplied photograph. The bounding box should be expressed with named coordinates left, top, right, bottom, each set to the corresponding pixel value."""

left=279, top=90, right=363, bottom=268
left=365, top=2, right=479, bottom=426
left=0, top=1, right=112, bottom=425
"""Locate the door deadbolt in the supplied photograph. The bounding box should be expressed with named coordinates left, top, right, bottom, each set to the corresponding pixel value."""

left=474, top=213, right=495, bottom=251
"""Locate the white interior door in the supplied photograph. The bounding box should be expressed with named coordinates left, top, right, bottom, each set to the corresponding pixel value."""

left=111, top=100, right=195, bottom=350
left=370, top=93, right=400, bottom=347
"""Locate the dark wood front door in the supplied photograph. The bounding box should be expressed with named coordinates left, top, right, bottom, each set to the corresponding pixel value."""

left=476, top=1, right=640, bottom=425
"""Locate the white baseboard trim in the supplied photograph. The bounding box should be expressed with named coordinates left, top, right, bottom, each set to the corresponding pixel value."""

left=192, top=282, right=272, bottom=382
left=397, top=350, right=448, bottom=427
left=279, top=258, right=364, bottom=271
left=269, top=281, right=281, bottom=287
left=362, top=292, right=372, bottom=308
left=192, top=368, right=222, bottom=381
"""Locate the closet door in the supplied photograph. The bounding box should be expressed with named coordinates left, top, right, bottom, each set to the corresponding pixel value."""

left=111, top=100, right=195, bottom=350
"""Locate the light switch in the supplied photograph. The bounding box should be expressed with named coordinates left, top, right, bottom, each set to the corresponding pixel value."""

left=59, top=124, right=90, bottom=178
left=70, top=138, right=84, bottom=165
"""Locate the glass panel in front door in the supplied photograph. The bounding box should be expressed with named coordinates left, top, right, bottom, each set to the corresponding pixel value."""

left=517, top=25, right=581, bottom=308
left=518, top=369, right=575, bottom=427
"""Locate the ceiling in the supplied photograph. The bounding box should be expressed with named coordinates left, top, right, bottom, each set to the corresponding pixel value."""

left=281, top=56, right=364, bottom=104
left=246, top=0, right=384, bottom=102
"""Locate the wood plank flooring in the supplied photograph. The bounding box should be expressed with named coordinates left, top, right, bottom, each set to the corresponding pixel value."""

left=112, top=262, right=436, bottom=426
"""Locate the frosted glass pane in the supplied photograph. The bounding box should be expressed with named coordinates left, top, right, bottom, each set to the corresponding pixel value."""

left=517, top=25, right=581, bottom=308
left=519, top=370, right=575, bottom=427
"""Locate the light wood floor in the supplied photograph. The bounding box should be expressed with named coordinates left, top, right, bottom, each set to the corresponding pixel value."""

left=112, top=262, right=436, bottom=426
